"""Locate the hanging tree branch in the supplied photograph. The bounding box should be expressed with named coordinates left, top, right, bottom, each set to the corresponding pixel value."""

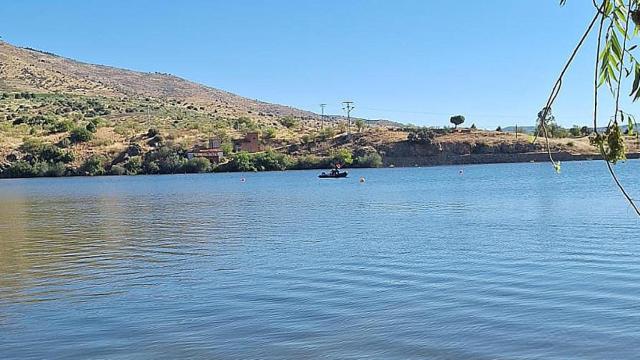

left=547, top=0, right=640, bottom=216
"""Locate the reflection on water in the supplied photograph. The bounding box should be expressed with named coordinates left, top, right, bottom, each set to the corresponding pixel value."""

left=1, top=162, right=640, bottom=359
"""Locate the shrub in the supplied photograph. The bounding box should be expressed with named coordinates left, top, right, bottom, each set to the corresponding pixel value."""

left=228, top=151, right=257, bottom=172
left=355, top=119, right=366, bottom=132
left=183, top=157, right=212, bottom=173
left=5, top=160, right=39, bottom=178
left=147, top=128, right=160, bottom=138
left=19, top=139, right=74, bottom=163
left=569, top=125, right=582, bottom=137
left=254, top=151, right=292, bottom=171
left=70, top=127, right=94, bottom=143
left=109, top=165, right=127, bottom=176
left=354, top=153, right=383, bottom=168
left=329, top=148, right=353, bottom=167
left=79, top=155, right=107, bottom=176
left=407, top=128, right=436, bottom=144
left=143, top=145, right=186, bottom=174
left=44, top=162, right=67, bottom=177
left=292, top=155, right=331, bottom=169
left=86, top=121, right=97, bottom=133
left=124, top=156, right=143, bottom=175
left=263, top=127, right=277, bottom=139
left=50, top=119, right=74, bottom=134
left=279, top=116, right=299, bottom=129
left=318, top=127, right=336, bottom=141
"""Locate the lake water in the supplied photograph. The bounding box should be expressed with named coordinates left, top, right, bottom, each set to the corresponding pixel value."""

left=1, top=161, right=640, bottom=359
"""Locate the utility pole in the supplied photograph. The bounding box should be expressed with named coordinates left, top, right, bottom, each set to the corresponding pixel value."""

left=320, top=103, right=326, bottom=129
left=342, top=101, right=354, bottom=134
left=515, top=124, right=518, bottom=140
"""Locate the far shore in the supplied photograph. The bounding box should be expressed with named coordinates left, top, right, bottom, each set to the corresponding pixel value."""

left=2, top=151, right=638, bottom=180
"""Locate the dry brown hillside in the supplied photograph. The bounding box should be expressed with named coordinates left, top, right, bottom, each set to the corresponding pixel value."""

left=0, top=41, right=319, bottom=121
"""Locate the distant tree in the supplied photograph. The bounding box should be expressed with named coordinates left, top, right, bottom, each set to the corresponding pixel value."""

left=450, top=115, right=465, bottom=129
left=355, top=119, right=366, bottom=132
left=496, top=126, right=502, bottom=132
left=569, top=125, right=582, bottom=137
left=330, top=148, right=353, bottom=167
left=580, top=126, right=591, bottom=136
left=470, top=123, right=477, bottom=130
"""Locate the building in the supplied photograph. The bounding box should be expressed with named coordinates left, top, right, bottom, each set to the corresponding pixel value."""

left=188, top=138, right=225, bottom=164
left=233, top=132, right=261, bottom=153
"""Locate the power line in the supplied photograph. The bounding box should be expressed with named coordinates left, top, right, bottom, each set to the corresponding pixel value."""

left=342, top=101, right=355, bottom=134
left=319, top=103, right=326, bottom=129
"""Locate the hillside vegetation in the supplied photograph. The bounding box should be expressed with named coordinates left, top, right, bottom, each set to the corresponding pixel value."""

left=1, top=40, right=638, bottom=178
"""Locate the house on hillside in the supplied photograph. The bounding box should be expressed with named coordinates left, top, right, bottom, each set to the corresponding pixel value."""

left=188, top=138, right=225, bottom=164
left=234, top=132, right=261, bottom=153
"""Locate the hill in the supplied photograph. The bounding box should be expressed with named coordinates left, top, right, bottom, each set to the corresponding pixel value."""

left=1, top=40, right=637, bottom=178
left=0, top=41, right=324, bottom=121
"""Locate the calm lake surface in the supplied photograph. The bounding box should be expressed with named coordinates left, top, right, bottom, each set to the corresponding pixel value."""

left=1, top=161, right=640, bottom=359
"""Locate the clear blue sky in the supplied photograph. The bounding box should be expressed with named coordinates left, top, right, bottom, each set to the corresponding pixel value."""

left=0, top=0, right=630, bottom=128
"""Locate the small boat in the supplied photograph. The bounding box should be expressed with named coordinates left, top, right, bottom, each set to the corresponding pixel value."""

left=318, top=170, right=348, bottom=178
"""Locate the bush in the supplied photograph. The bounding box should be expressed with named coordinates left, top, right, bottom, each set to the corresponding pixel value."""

left=3, top=160, right=67, bottom=178
left=183, top=157, right=212, bottom=173
left=263, top=127, right=277, bottom=139
left=147, top=128, right=160, bottom=138
left=79, top=155, right=107, bottom=176
left=254, top=151, right=292, bottom=171
left=86, top=121, right=97, bottom=133
left=109, top=165, right=127, bottom=176
left=329, top=148, right=353, bottom=167
left=279, top=116, right=299, bottom=129
left=44, top=162, right=67, bottom=177
left=318, top=127, right=336, bottom=141
left=354, top=153, right=383, bottom=168
left=19, top=139, right=74, bottom=163
left=407, top=128, right=436, bottom=144
left=4, top=160, right=39, bottom=178
left=124, top=156, right=143, bottom=175
left=569, top=125, right=582, bottom=137
left=70, top=127, right=94, bottom=143
left=292, top=155, right=331, bottom=170
left=227, top=151, right=257, bottom=172
left=49, top=120, right=75, bottom=134
left=143, top=145, right=186, bottom=174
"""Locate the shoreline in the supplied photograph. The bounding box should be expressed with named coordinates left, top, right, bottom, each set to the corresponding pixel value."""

left=2, top=151, right=639, bottom=180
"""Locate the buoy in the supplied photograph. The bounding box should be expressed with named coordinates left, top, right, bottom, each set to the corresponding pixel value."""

left=359, top=176, right=366, bottom=183
left=240, top=177, right=246, bottom=182
left=459, top=169, right=464, bottom=175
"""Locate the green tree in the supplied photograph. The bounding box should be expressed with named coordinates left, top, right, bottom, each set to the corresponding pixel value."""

left=330, top=148, right=353, bottom=167
left=355, top=119, right=366, bottom=132
left=450, top=115, right=465, bottom=129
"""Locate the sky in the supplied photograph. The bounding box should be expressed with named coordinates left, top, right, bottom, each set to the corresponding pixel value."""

left=0, top=0, right=633, bottom=128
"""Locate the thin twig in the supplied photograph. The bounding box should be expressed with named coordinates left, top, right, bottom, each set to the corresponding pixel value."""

left=535, top=8, right=602, bottom=166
